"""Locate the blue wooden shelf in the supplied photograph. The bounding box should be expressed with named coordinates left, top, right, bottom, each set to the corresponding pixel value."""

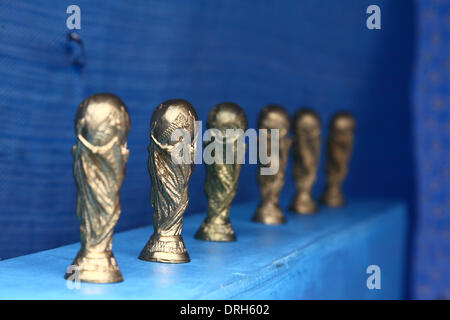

left=0, top=199, right=408, bottom=299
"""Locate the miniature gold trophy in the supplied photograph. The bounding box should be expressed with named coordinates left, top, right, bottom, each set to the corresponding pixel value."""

left=290, top=109, right=321, bottom=214
left=65, top=93, right=130, bottom=283
left=195, top=102, right=247, bottom=241
left=321, top=111, right=356, bottom=207
left=139, top=99, right=197, bottom=263
left=253, top=105, right=291, bottom=224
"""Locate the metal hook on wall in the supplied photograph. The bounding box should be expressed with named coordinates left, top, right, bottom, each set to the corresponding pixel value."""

left=66, top=32, right=86, bottom=68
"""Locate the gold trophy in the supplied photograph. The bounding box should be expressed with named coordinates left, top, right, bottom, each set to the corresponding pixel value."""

left=290, top=108, right=321, bottom=214
left=195, top=102, right=247, bottom=241
left=139, top=99, right=197, bottom=263
left=65, top=93, right=130, bottom=283
left=321, top=111, right=356, bottom=207
left=252, top=105, right=291, bottom=224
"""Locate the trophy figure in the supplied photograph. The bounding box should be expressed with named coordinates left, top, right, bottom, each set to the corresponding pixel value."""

left=321, top=111, right=356, bottom=207
left=195, top=102, right=247, bottom=241
left=65, top=93, right=130, bottom=283
left=290, top=109, right=321, bottom=214
left=139, top=99, right=197, bottom=263
left=252, top=105, right=291, bottom=225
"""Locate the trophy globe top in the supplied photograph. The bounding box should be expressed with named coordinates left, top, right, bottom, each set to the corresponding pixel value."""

left=294, top=108, right=320, bottom=137
left=258, top=105, right=290, bottom=137
left=208, top=102, right=247, bottom=131
left=75, top=93, right=130, bottom=146
left=331, top=112, right=356, bottom=132
left=151, top=99, right=198, bottom=147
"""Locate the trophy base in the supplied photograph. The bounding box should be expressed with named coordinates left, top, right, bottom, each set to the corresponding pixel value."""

left=290, top=193, right=318, bottom=214
left=139, top=234, right=190, bottom=263
left=252, top=203, right=286, bottom=225
left=64, top=249, right=123, bottom=284
left=194, top=219, right=237, bottom=242
left=321, top=190, right=345, bottom=208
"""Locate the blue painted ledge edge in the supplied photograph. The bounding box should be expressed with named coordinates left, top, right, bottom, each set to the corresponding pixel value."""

left=0, top=199, right=408, bottom=299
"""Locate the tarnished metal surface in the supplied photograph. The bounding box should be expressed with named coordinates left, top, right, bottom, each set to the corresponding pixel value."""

left=139, top=99, right=197, bottom=263
left=290, top=109, right=321, bottom=214
left=253, top=105, right=291, bottom=224
left=195, top=103, right=247, bottom=241
left=321, top=112, right=356, bottom=207
left=65, top=93, right=130, bottom=283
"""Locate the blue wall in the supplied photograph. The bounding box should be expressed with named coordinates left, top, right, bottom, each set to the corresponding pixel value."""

left=412, top=0, right=450, bottom=300
left=0, top=0, right=415, bottom=265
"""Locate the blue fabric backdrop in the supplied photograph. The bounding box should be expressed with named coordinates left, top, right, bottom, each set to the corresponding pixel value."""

left=412, top=0, right=450, bottom=300
left=1, top=0, right=441, bottom=298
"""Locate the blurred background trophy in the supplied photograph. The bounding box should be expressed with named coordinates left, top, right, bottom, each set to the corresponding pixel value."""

left=65, top=93, right=130, bottom=283
left=253, top=105, right=291, bottom=224
left=321, top=112, right=356, bottom=207
left=290, top=109, right=321, bottom=214
left=139, top=99, right=197, bottom=263
left=195, top=102, right=247, bottom=241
